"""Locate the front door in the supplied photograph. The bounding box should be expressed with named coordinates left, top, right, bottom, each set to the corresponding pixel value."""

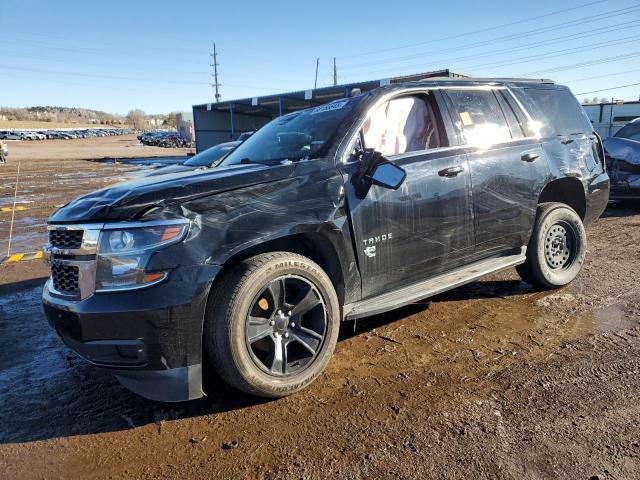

left=342, top=92, right=475, bottom=299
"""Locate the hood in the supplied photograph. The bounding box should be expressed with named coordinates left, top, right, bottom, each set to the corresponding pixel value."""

left=49, top=162, right=296, bottom=223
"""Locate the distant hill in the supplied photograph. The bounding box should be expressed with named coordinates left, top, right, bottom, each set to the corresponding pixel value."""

left=0, top=106, right=126, bottom=125
left=0, top=106, right=177, bottom=129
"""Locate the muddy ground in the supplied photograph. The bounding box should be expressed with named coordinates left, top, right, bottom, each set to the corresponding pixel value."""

left=0, top=135, right=187, bottom=259
left=0, top=139, right=639, bottom=479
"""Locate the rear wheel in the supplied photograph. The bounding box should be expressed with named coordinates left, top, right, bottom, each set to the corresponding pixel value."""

left=205, top=252, right=340, bottom=398
left=516, top=202, right=587, bottom=289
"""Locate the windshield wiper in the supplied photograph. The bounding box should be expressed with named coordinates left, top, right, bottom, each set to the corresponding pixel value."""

left=239, top=158, right=289, bottom=166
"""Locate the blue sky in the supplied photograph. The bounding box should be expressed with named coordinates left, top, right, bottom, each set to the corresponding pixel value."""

left=1, top=0, right=639, bottom=114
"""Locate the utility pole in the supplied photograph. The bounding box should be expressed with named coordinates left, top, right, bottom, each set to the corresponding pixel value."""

left=314, top=58, right=319, bottom=89
left=333, top=57, right=337, bottom=86
left=210, top=43, right=221, bottom=102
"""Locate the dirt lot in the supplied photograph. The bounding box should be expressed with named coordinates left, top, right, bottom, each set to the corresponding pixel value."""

left=3, top=133, right=191, bottom=163
left=0, top=139, right=639, bottom=479
left=0, top=135, right=189, bottom=264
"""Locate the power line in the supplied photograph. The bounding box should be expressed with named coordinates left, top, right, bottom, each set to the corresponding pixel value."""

left=575, top=82, right=640, bottom=95
left=0, top=50, right=211, bottom=77
left=519, top=51, right=640, bottom=76
left=465, top=34, right=640, bottom=71
left=563, top=68, right=640, bottom=84
left=344, top=33, right=640, bottom=81
left=1, top=66, right=209, bottom=85
left=0, top=65, right=281, bottom=91
left=339, top=0, right=607, bottom=59
left=341, top=14, right=640, bottom=73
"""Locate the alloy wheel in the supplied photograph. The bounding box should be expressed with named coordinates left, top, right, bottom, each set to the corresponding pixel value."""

left=244, top=275, right=327, bottom=377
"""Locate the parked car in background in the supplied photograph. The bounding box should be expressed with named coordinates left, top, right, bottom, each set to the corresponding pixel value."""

left=0, top=128, right=131, bottom=141
left=0, top=131, right=24, bottom=140
left=237, top=131, right=255, bottom=142
left=138, top=130, right=191, bottom=148
left=604, top=118, right=640, bottom=200
left=43, top=78, right=608, bottom=402
left=147, top=141, right=240, bottom=176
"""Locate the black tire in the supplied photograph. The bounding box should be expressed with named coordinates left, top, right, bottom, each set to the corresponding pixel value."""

left=516, top=202, right=587, bottom=289
left=204, top=252, right=340, bottom=398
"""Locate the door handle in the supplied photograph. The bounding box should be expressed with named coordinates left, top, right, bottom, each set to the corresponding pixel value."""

left=438, top=165, right=464, bottom=177
left=521, top=152, right=539, bottom=163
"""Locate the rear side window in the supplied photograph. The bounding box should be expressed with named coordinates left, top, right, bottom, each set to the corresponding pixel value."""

left=446, top=90, right=512, bottom=146
left=520, top=87, right=593, bottom=136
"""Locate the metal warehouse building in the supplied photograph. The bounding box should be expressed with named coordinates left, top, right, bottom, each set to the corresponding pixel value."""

left=192, top=69, right=467, bottom=152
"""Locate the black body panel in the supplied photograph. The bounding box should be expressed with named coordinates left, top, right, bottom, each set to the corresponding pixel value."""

left=343, top=148, right=474, bottom=299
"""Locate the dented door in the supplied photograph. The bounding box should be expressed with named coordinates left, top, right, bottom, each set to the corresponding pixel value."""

left=343, top=148, right=474, bottom=299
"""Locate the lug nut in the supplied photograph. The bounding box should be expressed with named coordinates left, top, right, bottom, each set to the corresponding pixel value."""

left=284, top=332, right=289, bottom=339
left=287, top=310, right=292, bottom=316
left=290, top=322, right=295, bottom=328
left=269, top=320, right=275, bottom=326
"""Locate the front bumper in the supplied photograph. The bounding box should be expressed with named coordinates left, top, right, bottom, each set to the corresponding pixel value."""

left=42, top=263, right=221, bottom=402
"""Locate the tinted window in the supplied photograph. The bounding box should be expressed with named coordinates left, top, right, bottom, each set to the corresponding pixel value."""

left=614, top=122, right=640, bottom=141
left=522, top=87, right=593, bottom=136
left=496, top=91, right=526, bottom=139
left=446, top=90, right=512, bottom=146
left=362, top=95, right=444, bottom=156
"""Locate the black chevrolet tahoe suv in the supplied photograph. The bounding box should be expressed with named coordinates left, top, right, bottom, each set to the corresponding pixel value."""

left=43, top=78, right=610, bottom=402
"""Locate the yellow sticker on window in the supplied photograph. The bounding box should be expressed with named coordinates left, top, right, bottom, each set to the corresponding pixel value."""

left=459, top=112, right=473, bottom=126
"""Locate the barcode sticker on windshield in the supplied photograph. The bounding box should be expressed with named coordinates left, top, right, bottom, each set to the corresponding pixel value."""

left=310, top=100, right=348, bottom=115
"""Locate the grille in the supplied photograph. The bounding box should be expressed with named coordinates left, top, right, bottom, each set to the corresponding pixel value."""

left=51, top=262, right=80, bottom=295
left=49, top=229, right=83, bottom=250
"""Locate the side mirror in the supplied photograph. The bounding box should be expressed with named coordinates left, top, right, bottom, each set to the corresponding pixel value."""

left=371, top=162, right=406, bottom=190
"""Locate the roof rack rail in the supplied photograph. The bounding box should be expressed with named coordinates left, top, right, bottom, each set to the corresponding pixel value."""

left=414, top=76, right=555, bottom=84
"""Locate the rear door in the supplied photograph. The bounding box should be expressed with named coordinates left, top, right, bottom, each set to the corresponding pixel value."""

left=442, top=87, right=551, bottom=256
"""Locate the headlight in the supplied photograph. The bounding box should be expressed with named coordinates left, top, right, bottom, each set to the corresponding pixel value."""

left=95, top=221, right=188, bottom=291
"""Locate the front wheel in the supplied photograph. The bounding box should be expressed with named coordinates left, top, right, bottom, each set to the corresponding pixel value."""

left=516, top=202, right=587, bottom=289
left=205, top=252, right=340, bottom=398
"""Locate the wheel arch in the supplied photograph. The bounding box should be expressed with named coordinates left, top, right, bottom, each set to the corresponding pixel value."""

left=213, top=232, right=347, bottom=307
left=538, top=177, right=587, bottom=220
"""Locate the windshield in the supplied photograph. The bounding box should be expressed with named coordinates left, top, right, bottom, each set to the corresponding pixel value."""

left=614, top=122, right=640, bottom=141
left=219, top=97, right=362, bottom=166
left=184, top=142, right=238, bottom=167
